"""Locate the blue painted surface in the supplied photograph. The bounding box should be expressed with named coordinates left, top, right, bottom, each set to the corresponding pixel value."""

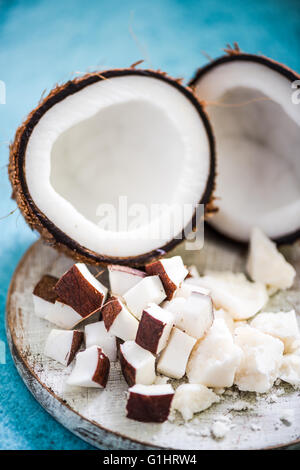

left=0, top=0, right=299, bottom=450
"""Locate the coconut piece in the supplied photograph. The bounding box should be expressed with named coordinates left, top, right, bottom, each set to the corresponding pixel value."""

left=279, top=354, right=300, bottom=388
left=55, top=263, right=107, bottom=318
left=44, top=329, right=83, bottom=366
left=145, top=256, right=188, bottom=300
left=187, top=318, right=242, bottom=388
left=234, top=326, right=284, bottom=393
left=157, top=327, right=196, bottom=379
left=247, top=227, right=296, bottom=290
left=102, top=296, right=139, bottom=341
left=172, top=384, right=220, bottom=421
left=191, top=271, right=268, bottom=320
left=191, top=52, right=300, bottom=243
left=45, top=300, right=86, bottom=329
left=126, top=384, right=174, bottom=423
left=10, top=69, right=216, bottom=267
left=67, top=345, right=110, bottom=388
left=85, top=321, right=117, bottom=361
left=123, top=275, right=166, bottom=319
left=119, top=341, right=156, bottom=386
left=33, top=274, right=58, bottom=319
left=108, top=265, right=147, bottom=296
left=175, top=281, right=210, bottom=299
left=214, top=308, right=234, bottom=333
left=165, top=292, right=213, bottom=339
left=250, top=310, right=300, bottom=353
left=135, top=304, right=174, bottom=354
left=187, top=265, right=200, bottom=279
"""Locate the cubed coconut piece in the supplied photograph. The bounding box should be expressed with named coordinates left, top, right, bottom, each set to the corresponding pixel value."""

left=279, top=354, right=300, bottom=388
left=157, top=328, right=196, bottom=379
left=108, top=265, right=146, bottom=296
left=55, top=263, right=108, bottom=317
left=44, top=329, right=83, bottom=366
left=102, top=296, right=139, bottom=341
left=45, top=300, right=87, bottom=329
left=67, top=345, right=110, bottom=388
left=214, top=308, right=234, bottom=333
left=175, top=281, right=210, bottom=299
left=190, top=271, right=268, bottom=320
left=85, top=321, right=117, bottom=361
left=250, top=310, right=300, bottom=353
left=135, top=303, right=174, bottom=354
left=165, top=292, right=213, bottom=339
left=126, top=384, right=174, bottom=422
left=234, top=326, right=284, bottom=393
left=33, top=274, right=58, bottom=319
left=187, top=318, right=242, bottom=388
left=119, top=340, right=156, bottom=386
left=172, top=384, right=220, bottom=421
left=145, top=256, right=188, bottom=300
left=123, top=275, right=166, bottom=319
left=246, top=227, right=296, bottom=290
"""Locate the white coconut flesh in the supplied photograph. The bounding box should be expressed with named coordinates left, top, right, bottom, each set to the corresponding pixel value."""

left=25, top=74, right=212, bottom=258
left=194, top=60, right=300, bottom=242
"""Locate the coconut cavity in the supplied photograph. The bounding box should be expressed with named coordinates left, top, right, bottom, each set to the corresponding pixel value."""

left=193, top=57, right=300, bottom=242
left=19, top=71, right=214, bottom=262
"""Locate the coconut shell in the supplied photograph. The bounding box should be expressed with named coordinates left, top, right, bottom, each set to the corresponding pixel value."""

left=9, top=69, right=216, bottom=266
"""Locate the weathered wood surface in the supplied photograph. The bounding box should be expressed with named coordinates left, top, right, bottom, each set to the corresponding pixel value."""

left=6, top=232, right=300, bottom=449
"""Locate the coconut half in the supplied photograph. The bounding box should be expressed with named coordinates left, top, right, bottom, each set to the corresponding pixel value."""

left=10, top=69, right=215, bottom=266
left=190, top=50, right=300, bottom=243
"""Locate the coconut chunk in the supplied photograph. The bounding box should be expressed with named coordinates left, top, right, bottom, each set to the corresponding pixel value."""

left=187, top=265, right=200, bottom=279
left=187, top=318, right=242, bottom=388
left=172, top=384, right=220, bottom=421
left=279, top=354, right=300, bottom=388
left=102, top=296, right=139, bottom=342
left=145, top=256, right=188, bottom=300
left=108, top=265, right=146, bottom=296
left=250, top=310, right=300, bottom=353
left=166, top=292, right=213, bottom=339
left=175, top=281, right=211, bottom=299
left=135, top=303, right=174, bottom=354
left=234, top=326, right=284, bottom=393
left=55, top=263, right=107, bottom=318
left=119, top=341, right=156, bottom=386
left=67, top=345, right=110, bottom=388
left=214, top=308, right=234, bottom=333
left=157, top=327, right=196, bottom=379
left=44, top=329, right=83, bottom=366
left=247, top=227, right=296, bottom=290
left=45, top=300, right=84, bottom=329
left=33, top=274, right=58, bottom=319
left=123, top=275, right=166, bottom=319
left=191, top=271, right=268, bottom=320
left=126, top=384, right=174, bottom=422
left=85, top=321, right=117, bottom=361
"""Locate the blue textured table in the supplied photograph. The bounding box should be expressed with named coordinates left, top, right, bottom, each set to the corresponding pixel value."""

left=0, top=0, right=300, bottom=451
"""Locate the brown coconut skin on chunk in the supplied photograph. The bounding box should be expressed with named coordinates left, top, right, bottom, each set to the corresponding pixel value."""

left=119, top=348, right=136, bottom=386
left=67, top=330, right=84, bottom=366
left=145, top=261, right=177, bottom=300
left=126, top=391, right=174, bottom=423
left=92, top=348, right=110, bottom=388
left=33, top=274, right=58, bottom=303
left=54, top=265, right=104, bottom=317
left=8, top=69, right=216, bottom=267
left=135, top=310, right=165, bottom=354
left=189, top=45, right=300, bottom=245
left=101, top=296, right=122, bottom=331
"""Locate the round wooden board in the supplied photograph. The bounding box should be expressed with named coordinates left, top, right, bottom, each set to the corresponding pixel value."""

left=6, top=234, right=300, bottom=450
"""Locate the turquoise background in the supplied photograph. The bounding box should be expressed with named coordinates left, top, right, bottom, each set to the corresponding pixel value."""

left=0, top=0, right=299, bottom=450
